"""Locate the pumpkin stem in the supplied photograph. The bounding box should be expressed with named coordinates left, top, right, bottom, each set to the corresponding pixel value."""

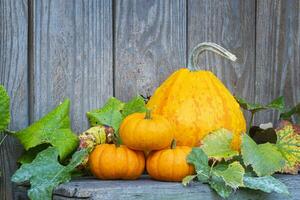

left=112, top=133, right=121, bottom=148
left=187, top=42, right=237, bottom=71
left=145, top=109, right=152, bottom=119
left=171, top=139, right=176, bottom=149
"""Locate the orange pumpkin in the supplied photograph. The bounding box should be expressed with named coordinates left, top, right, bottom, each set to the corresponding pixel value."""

left=147, top=42, right=246, bottom=150
left=146, top=141, right=194, bottom=182
left=89, top=144, right=145, bottom=180
left=120, top=110, right=174, bottom=151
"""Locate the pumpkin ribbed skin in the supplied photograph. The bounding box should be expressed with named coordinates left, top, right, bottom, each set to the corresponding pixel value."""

left=120, top=112, right=174, bottom=151
left=146, top=146, right=194, bottom=182
left=89, top=144, right=145, bottom=180
left=147, top=69, right=246, bottom=150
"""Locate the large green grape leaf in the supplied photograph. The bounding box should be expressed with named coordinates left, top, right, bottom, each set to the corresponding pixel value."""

left=276, top=121, right=300, bottom=174
left=241, top=134, right=285, bottom=176
left=15, top=100, right=78, bottom=160
left=201, top=129, right=239, bottom=160
left=186, top=148, right=210, bottom=182
left=122, top=95, right=147, bottom=118
left=87, top=96, right=146, bottom=132
left=0, top=85, right=10, bottom=132
left=87, top=97, right=125, bottom=130
left=12, top=147, right=87, bottom=200
left=213, top=161, right=245, bottom=189
left=243, top=176, right=289, bottom=195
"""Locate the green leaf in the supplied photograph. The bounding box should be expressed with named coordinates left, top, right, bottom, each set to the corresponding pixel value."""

left=276, top=121, right=300, bottom=174
left=266, top=96, right=285, bottom=112
left=87, top=110, right=123, bottom=131
left=280, top=103, right=300, bottom=123
left=209, top=175, right=233, bottom=198
left=201, top=129, right=239, bottom=160
left=235, top=97, right=266, bottom=112
left=213, top=161, right=245, bottom=189
left=18, top=144, right=50, bottom=164
left=12, top=147, right=88, bottom=200
left=182, top=175, right=197, bottom=187
left=0, top=85, right=10, bottom=132
left=87, top=96, right=147, bottom=132
left=241, top=134, right=285, bottom=176
left=235, top=96, right=285, bottom=113
left=91, top=97, right=125, bottom=113
left=87, top=97, right=125, bottom=129
left=243, top=176, right=289, bottom=195
left=15, top=100, right=78, bottom=160
left=187, top=148, right=210, bottom=182
left=122, top=95, right=147, bottom=118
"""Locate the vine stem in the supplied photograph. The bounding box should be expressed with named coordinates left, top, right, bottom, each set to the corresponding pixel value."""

left=0, top=134, right=8, bottom=146
left=187, top=42, right=237, bottom=71
left=4, top=129, right=15, bottom=135
left=209, top=160, right=217, bottom=175
left=247, top=112, right=255, bottom=134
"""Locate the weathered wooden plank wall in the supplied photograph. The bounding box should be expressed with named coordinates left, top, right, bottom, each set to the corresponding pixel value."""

left=1, top=0, right=299, bottom=199
left=255, top=0, right=300, bottom=123
left=0, top=0, right=28, bottom=199
left=115, top=0, right=186, bottom=101
left=30, top=0, right=113, bottom=132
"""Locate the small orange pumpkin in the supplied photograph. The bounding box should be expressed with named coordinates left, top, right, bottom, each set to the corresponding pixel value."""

left=89, top=144, right=145, bottom=180
left=146, top=140, right=195, bottom=182
left=120, top=110, right=174, bottom=151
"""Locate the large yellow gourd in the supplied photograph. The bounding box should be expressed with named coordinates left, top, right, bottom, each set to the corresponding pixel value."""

left=147, top=43, right=246, bottom=150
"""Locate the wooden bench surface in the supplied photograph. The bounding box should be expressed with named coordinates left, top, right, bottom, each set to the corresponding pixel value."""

left=16, top=174, right=300, bottom=200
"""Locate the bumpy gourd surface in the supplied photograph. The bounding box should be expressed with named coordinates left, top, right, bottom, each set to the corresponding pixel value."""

left=89, top=144, right=145, bottom=180
left=146, top=146, right=194, bottom=182
left=147, top=69, right=246, bottom=150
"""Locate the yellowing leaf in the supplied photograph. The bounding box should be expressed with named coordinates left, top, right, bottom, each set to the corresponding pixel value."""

left=201, top=129, right=239, bottom=160
left=213, top=162, right=245, bottom=189
left=276, top=121, right=300, bottom=174
left=182, top=175, right=197, bottom=187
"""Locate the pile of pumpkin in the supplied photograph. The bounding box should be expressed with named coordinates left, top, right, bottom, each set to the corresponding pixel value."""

left=85, top=43, right=247, bottom=182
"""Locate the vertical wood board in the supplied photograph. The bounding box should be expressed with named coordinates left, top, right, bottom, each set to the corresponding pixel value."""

left=114, top=0, right=187, bottom=101
left=188, top=0, right=256, bottom=99
left=30, top=0, right=113, bottom=132
left=187, top=0, right=256, bottom=122
left=255, top=0, right=300, bottom=124
left=0, top=0, right=28, bottom=199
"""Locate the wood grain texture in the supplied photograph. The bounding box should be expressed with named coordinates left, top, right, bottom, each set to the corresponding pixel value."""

left=0, top=0, right=28, bottom=199
left=188, top=0, right=256, bottom=122
left=17, top=175, right=300, bottom=200
left=30, top=0, right=113, bottom=132
left=114, top=0, right=187, bottom=101
left=255, top=0, right=300, bottom=125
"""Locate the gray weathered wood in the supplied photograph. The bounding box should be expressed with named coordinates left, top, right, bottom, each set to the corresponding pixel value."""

left=30, top=0, right=113, bottom=132
left=114, top=0, right=186, bottom=101
left=0, top=0, right=28, bottom=200
left=188, top=0, right=256, bottom=99
left=255, top=0, right=300, bottom=125
left=0, top=0, right=28, bottom=199
left=17, top=175, right=300, bottom=200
